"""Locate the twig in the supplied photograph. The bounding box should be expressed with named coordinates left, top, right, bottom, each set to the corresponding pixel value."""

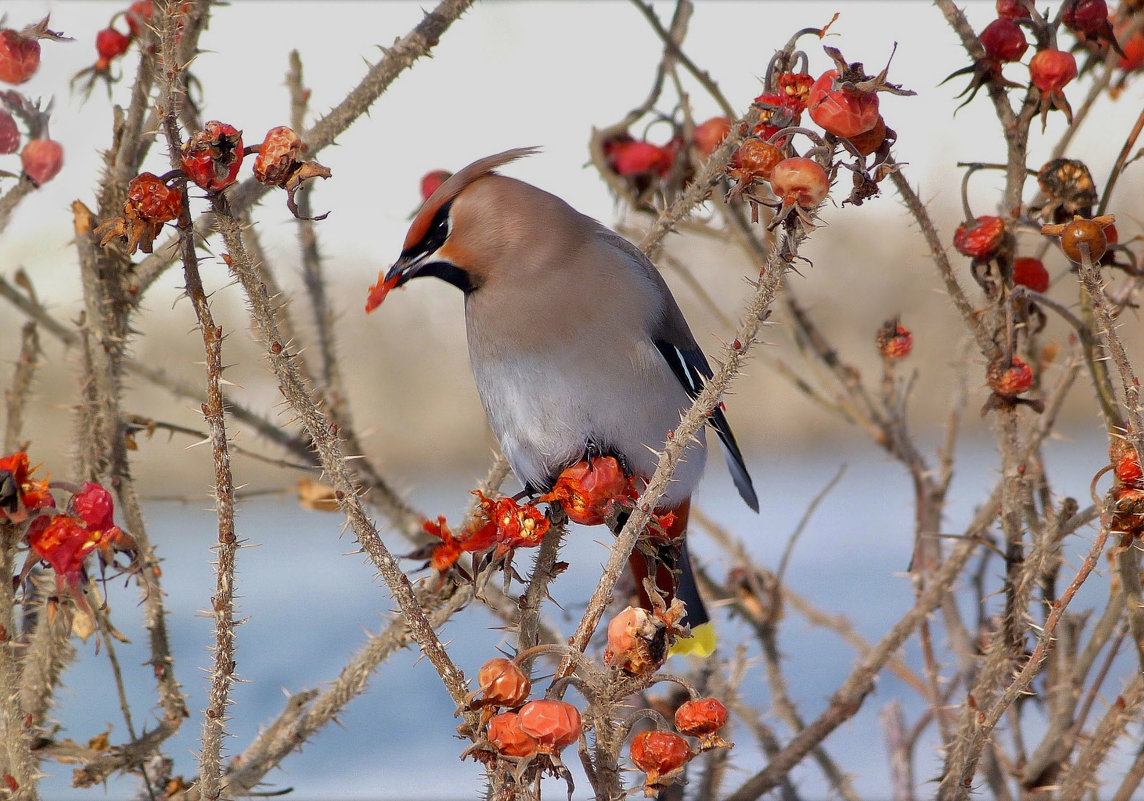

left=4, top=321, right=39, bottom=453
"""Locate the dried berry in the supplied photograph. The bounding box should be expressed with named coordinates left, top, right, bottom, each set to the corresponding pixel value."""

left=847, top=115, right=888, bottom=157
left=181, top=120, right=244, bottom=191
left=730, top=139, right=783, bottom=183
left=517, top=700, right=581, bottom=755
left=21, top=138, right=63, bottom=186
left=486, top=712, right=538, bottom=759
left=1042, top=214, right=1115, bottom=263
left=0, top=452, right=54, bottom=523
left=954, top=216, right=1007, bottom=261
left=70, top=483, right=116, bottom=532
left=1037, top=158, right=1097, bottom=221
left=0, top=29, right=39, bottom=84
left=808, top=69, right=880, bottom=138
left=630, top=730, right=692, bottom=793
left=95, top=172, right=183, bottom=255
left=876, top=320, right=913, bottom=360
left=1012, top=257, right=1049, bottom=293
left=777, top=71, right=815, bottom=112
left=987, top=355, right=1034, bottom=396
left=674, top=697, right=731, bottom=751
left=252, top=126, right=331, bottom=219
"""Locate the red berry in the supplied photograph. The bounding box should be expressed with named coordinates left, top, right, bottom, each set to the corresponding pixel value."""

left=1062, top=0, right=1110, bottom=37
left=769, top=157, right=830, bottom=209
left=954, top=216, right=1007, bottom=260
left=0, top=29, right=40, bottom=85
left=630, top=730, right=692, bottom=787
left=419, top=169, right=452, bottom=201
left=517, top=700, right=581, bottom=755
left=126, top=172, right=182, bottom=222
left=1030, top=49, right=1078, bottom=93
left=472, top=658, right=531, bottom=709
left=181, top=120, right=244, bottom=191
left=126, top=1, right=153, bottom=39
left=486, top=713, right=538, bottom=759
left=95, top=27, right=131, bottom=63
left=1111, top=440, right=1143, bottom=487
left=1012, top=257, right=1049, bottom=292
left=253, top=126, right=303, bottom=186
left=70, top=483, right=116, bottom=531
left=808, top=69, right=880, bottom=139
left=1116, top=22, right=1144, bottom=71
left=996, top=0, right=1031, bottom=18
left=21, top=138, right=63, bottom=186
left=988, top=355, right=1034, bottom=396
left=692, top=117, right=731, bottom=159
left=608, top=140, right=673, bottom=177
left=980, top=18, right=1029, bottom=63
left=675, top=698, right=731, bottom=750
left=876, top=321, right=914, bottom=360
left=0, top=109, right=18, bottom=155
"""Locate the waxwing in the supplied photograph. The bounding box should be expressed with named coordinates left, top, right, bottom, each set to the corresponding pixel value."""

left=368, top=147, right=758, bottom=655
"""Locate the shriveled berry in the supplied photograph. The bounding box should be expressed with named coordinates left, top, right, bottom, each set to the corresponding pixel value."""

left=472, top=658, right=531, bottom=709
left=486, top=712, right=539, bottom=759
left=21, top=138, right=63, bottom=186
left=419, top=169, right=451, bottom=201
left=769, top=157, right=830, bottom=209
left=987, top=355, right=1034, bottom=396
left=0, top=109, right=18, bottom=154
left=808, top=69, right=880, bottom=138
left=70, top=483, right=116, bottom=531
left=876, top=321, right=913, bottom=360
left=181, top=120, right=244, bottom=192
left=126, top=173, right=182, bottom=222
left=732, top=139, right=783, bottom=182
left=253, top=126, right=304, bottom=186
left=675, top=698, right=731, bottom=750
left=1030, top=49, right=1078, bottom=93
left=847, top=115, right=887, bottom=157
left=630, top=730, right=692, bottom=788
left=692, top=116, right=731, bottom=159
left=1037, top=158, right=1097, bottom=219
left=1012, top=257, right=1049, bottom=292
left=980, top=18, right=1028, bottom=63
left=954, top=215, right=1006, bottom=260
left=517, top=700, right=581, bottom=754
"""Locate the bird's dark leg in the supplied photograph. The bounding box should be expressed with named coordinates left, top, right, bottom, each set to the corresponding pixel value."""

left=582, top=437, right=602, bottom=471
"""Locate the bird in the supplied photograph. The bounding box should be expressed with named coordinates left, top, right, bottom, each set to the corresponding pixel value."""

left=367, top=147, right=758, bottom=656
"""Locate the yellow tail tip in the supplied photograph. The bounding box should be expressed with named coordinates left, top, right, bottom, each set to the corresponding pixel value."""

left=669, top=622, right=717, bottom=658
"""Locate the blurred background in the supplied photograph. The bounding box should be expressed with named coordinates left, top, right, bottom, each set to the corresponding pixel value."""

left=0, top=1, right=1141, bottom=798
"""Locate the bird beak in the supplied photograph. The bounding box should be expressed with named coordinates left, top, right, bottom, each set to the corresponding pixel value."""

left=365, top=252, right=429, bottom=313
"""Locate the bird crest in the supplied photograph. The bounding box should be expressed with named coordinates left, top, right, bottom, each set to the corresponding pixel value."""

left=404, top=146, right=541, bottom=252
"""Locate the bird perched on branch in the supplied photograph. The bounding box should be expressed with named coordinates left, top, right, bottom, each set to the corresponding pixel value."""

left=367, top=147, right=758, bottom=655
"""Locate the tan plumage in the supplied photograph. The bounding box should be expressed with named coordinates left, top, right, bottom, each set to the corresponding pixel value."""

left=369, top=148, right=758, bottom=637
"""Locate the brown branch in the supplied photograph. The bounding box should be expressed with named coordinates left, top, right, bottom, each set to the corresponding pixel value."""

left=4, top=321, right=39, bottom=453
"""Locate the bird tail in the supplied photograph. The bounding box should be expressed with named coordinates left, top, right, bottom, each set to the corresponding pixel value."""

left=626, top=499, right=716, bottom=657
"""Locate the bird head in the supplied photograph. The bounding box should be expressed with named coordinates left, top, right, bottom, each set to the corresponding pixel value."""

left=365, top=146, right=541, bottom=312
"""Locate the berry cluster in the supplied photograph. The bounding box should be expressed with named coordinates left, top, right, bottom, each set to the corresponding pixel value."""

left=0, top=16, right=69, bottom=187
left=95, top=123, right=331, bottom=256
left=1, top=452, right=137, bottom=622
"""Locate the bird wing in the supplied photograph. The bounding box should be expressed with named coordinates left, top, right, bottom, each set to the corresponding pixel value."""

left=600, top=231, right=760, bottom=512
